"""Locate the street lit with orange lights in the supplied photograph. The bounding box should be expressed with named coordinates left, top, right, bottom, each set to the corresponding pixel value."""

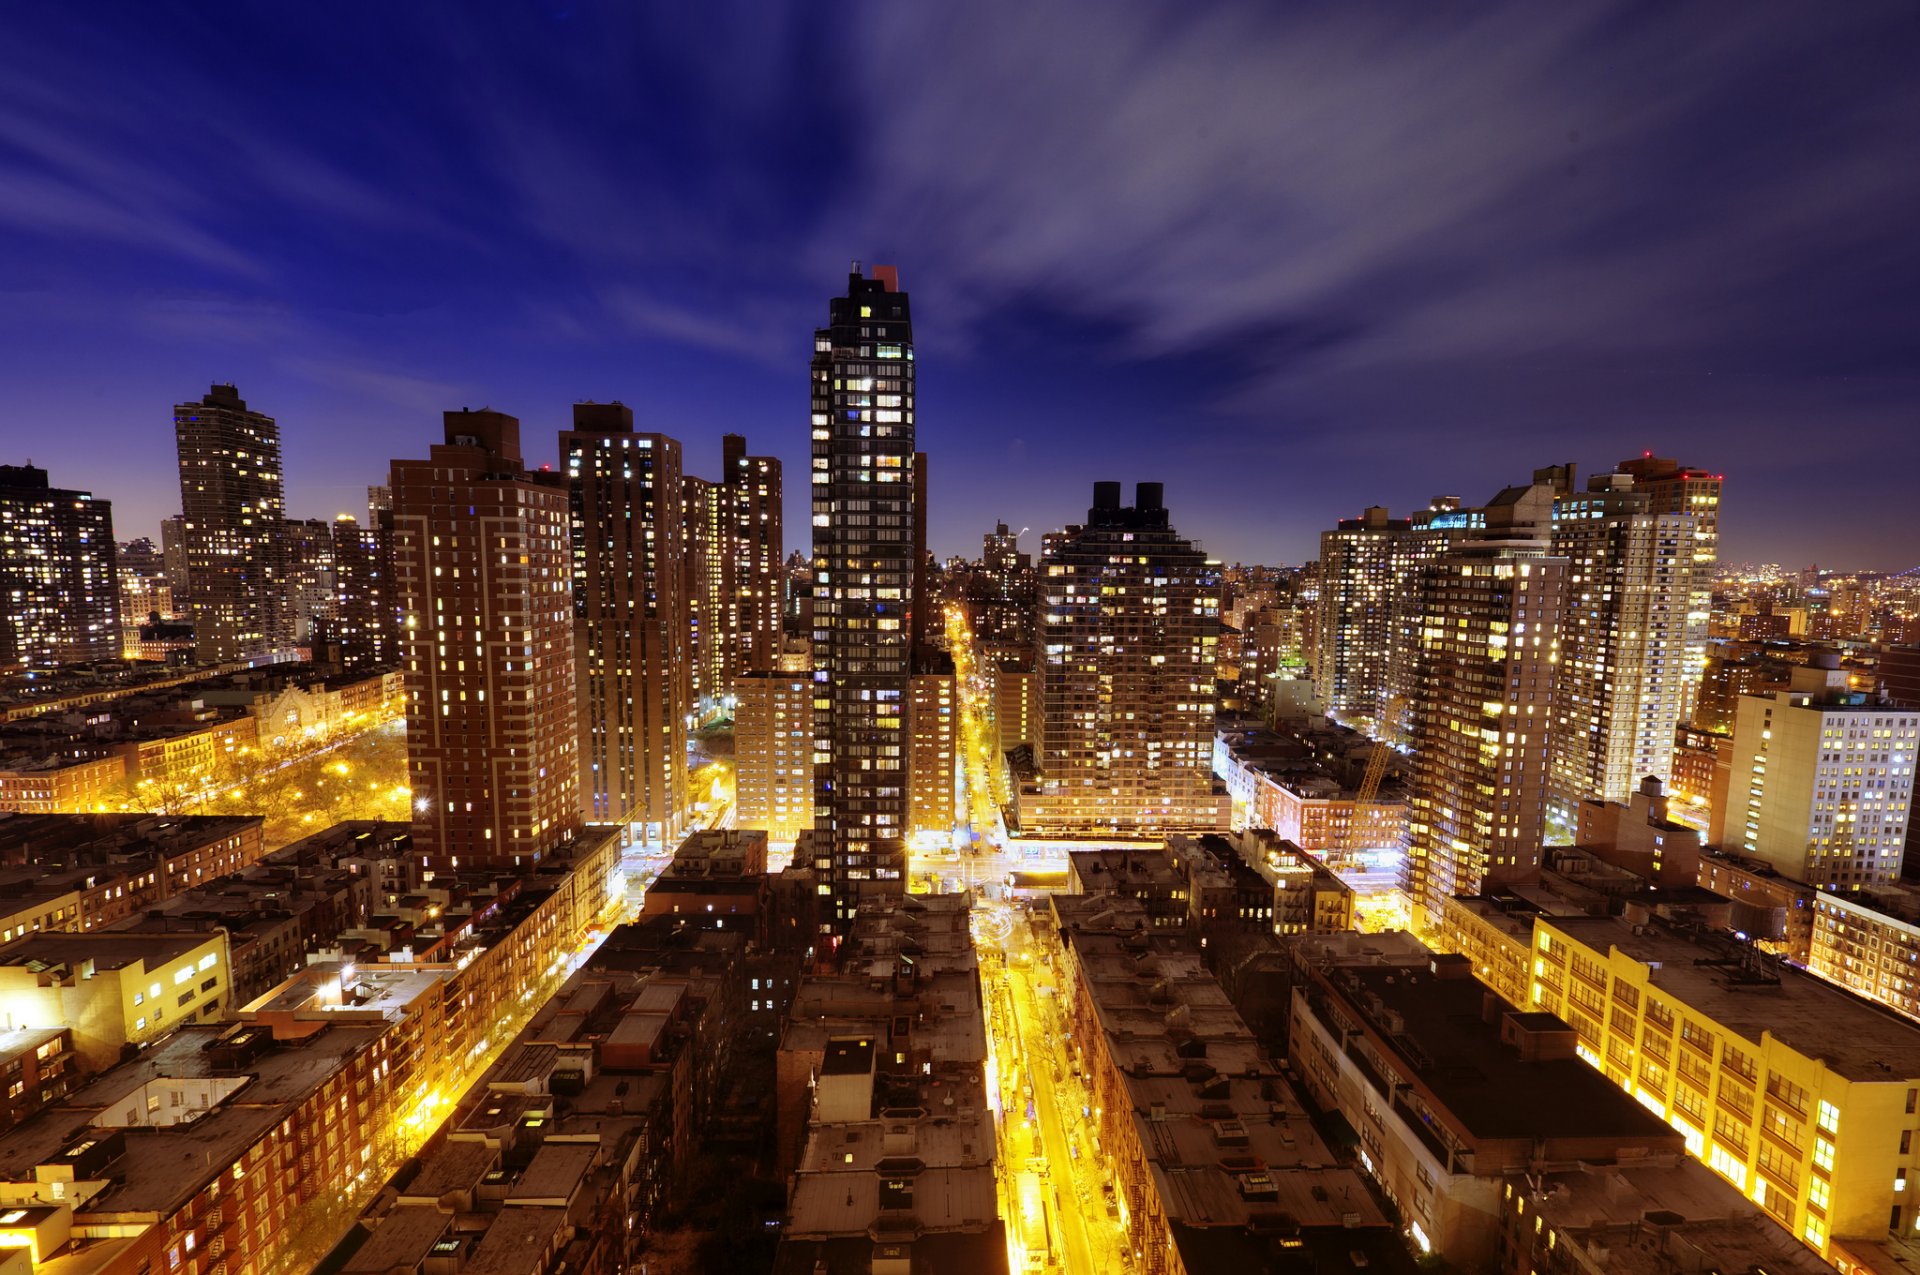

left=980, top=901, right=1133, bottom=1275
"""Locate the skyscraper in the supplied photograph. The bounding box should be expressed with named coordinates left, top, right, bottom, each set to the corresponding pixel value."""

left=1615, top=454, right=1723, bottom=694
left=174, top=383, right=290, bottom=663
left=811, top=264, right=916, bottom=931
left=1548, top=472, right=1694, bottom=814
left=281, top=516, right=338, bottom=648
left=391, top=409, right=578, bottom=867
left=0, top=464, right=120, bottom=668
left=735, top=665, right=816, bottom=843
left=683, top=474, right=728, bottom=710
left=1405, top=482, right=1568, bottom=929
left=723, top=434, right=784, bottom=678
left=1023, top=482, right=1227, bottom=837
left=563, top=403, right=691, bottom=841
left=327, top=513, right=395, bottom=669
left=1313, top=499, right=1477, bottom=745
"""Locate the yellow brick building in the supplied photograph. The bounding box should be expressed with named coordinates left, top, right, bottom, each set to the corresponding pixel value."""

left=1528, top=915, right=1920, bottom=1260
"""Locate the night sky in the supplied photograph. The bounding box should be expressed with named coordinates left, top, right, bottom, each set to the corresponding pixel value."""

left=4, top=4, right=1917, bottom=568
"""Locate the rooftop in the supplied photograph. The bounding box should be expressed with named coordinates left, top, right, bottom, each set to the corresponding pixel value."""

left=0, top=930, right=215, bottom=974
left=1520, top=1156, right=1828, bottom=1275
left=0, top=1021, right=379, bottom=1216
left=821, top=1036, right=877, bottom=1077
left=463, top=1204, right=567, bottom=1275
left=340, top=1206, right=451, bottom=1273
left=1319, top=963, right=1679, bottom=1145
left=1546, top=915, right=1920, bottom=1081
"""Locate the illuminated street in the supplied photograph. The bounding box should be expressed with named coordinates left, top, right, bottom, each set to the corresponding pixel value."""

left=946, top=602, right=1009, bottom=845
left=980, top=901, right=1132, bottom=1275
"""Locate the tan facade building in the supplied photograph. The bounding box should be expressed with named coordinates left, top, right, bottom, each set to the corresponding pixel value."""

left=908, top=667, right=957, bottom=841
left=1709, top=659, right=1918, bottom=889
left=0, top=930, right=230, bottom=1067
left=734, top=670, right=815, bottom=843
left=1616, top=454, right=1723, bottom=699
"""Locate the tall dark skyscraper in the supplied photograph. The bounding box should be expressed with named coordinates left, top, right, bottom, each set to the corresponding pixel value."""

left=811, top=264, right=916, bottom=932
left=723, top=434, right=784, bottom=679
left=173, top=383, right=289, bottom=663
left=0, top=464, right=120, bottom=667
left=1024, top=483, right=1227, bottom=836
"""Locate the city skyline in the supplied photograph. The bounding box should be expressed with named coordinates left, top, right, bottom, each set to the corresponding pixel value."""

left=4, top=8, right=1920, bottom=1275
left=6, top=5, right=1920, bottom=569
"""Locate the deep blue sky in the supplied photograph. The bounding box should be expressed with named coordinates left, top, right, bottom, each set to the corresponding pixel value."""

left=3, top=3, right=1918, bottom=568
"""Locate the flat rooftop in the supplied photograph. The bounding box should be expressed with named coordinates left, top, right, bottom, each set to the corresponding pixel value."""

left=0, top=1022, right=381, bottom=1216
left=1546, top=915, right=1920, bottom=1081
left=785, top=1164, right=998, bottom=1237
left=341, top=1206, right=452, bottom=1273
left=822, top=1036, right=876, bottom=1076
left=508, top=1141, right=595, bottom=1203
left=1324, top=964, right=1679, bottom=1145
left=1524, top=1158, right=1827, bottom=1275
left=398, top=1140, right=494, bottom=1202
left=0, top=930, right=212, bottom=972
left=464, top=1204, right=567, bottom=1275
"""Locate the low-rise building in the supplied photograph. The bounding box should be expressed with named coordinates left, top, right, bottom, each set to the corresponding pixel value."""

left=1531, top=914, right=1920, bottom=1260
left=0, top=813, right=264, bottom=942
left=637, top=829, right=771, bottom=942
left=0, top=1014, right=400, bottom=1275
left=1499, top=1156, right=1831, bottom=1275
left=1213, top=720, right=1407, bottom=860
left=0, top=931, right=230, bottom=1067
left=337, top=959, right=733, bottom=1275
left=775, top=893, right=1004, bottom=1272
left=0, top=1028, right=74, bottom=1134
left=1575, top=776, right=1702, bottom=887
left=1290, top=941, right=1685, bottom=1267
left=1061, top=922, right=1410, bottom=1274
left=1696, top=845, right=1816, bottom=959
left=1202, top=827, right=1356, bottom=934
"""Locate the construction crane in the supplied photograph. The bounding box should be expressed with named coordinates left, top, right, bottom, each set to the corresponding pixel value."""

left=1354, top=693, right=1408, bottom=806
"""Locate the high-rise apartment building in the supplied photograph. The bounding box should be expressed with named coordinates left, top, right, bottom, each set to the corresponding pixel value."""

left=1313, top=498, right=1477, bottom=744
left=1616, top=453, right=1723, bottom=692
left=327, top=513, right=397, bottom=668
left=0, top=464, right=120, bottom=668
left=1548, top=473, right=1694, bottom=814
left=735, top=667, right=815, bottom=842
left=563, top=403, right=691, bottom=842
left=1405, top=482, right=1568, bottom=929
left=1708, top=657, right=1917, bottom=889
left=724, top=434, right=784, bottom=677
left=909, top=659, right=958, bottom=842
left=391, top=409, right=579, bottom=866
left=811, top=265, right=917, bottom=930
left=975, top=521, right=1036, bottom=648
left=281, top=516, right=338, bottom=647
left=116, top=535, right=171, bottom=618
left=160, top=514, right=190, bottom=604
left=683, top=474, right=729, bottom=709
left=174, top=383, right=290, bottom=662
left=1023, top=482, right=1227, bottom=836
